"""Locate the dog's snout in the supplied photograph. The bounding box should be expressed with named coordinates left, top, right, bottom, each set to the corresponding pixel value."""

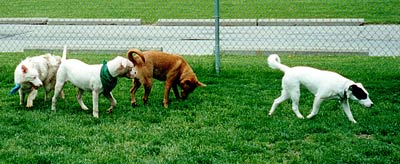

left=369, top=103, right=374, bottom=108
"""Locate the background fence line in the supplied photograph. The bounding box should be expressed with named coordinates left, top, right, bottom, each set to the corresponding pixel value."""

left=0, top=1, right=399, bottom=57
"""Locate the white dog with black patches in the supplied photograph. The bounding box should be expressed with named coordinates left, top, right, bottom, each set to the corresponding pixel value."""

left=51, top=46, right=137, bottom=118
left=267, top=54, right=373, bottom=123
left=12, top=52, right=63, bottom=107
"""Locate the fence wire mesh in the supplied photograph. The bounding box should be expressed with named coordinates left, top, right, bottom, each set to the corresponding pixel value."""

left=0, top=0, right=399, bottom=56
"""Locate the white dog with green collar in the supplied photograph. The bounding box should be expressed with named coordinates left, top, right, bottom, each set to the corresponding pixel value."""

left=51, top=46, right=136, bottom=118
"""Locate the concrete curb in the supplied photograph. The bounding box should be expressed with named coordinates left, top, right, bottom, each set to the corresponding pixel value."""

left=258, top=18, right=364, bottom=26
left=156, top=18, right=364, bottom=26
left=0, top=18, right=363, bottom=26
left=47, top=18, right=141, bottom=25
left=0, top=18, right=48, bottom=25
left=24, top=45, right=162, bottom=54
left=221, top=47, right=369, bottom=55
left=156, top=19, right=257, bottom=26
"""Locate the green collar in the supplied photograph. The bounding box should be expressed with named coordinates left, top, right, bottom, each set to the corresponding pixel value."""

left=100, top=60, right=118, bottom=93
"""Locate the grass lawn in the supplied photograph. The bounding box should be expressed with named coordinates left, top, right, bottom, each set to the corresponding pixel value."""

left=0, top=0, right=399, bottom=24
left=0, top=52, right=399, bottom=163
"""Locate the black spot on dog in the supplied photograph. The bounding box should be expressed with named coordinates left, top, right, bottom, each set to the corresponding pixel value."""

left=349, top=84, right=368, bottom=100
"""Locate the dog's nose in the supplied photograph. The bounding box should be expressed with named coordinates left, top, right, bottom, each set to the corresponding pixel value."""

left=370, top=103, right=374, bottom=107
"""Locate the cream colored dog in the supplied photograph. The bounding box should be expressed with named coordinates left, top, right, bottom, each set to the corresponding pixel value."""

left=51, top=46, right=137, bottom=118
left=12, top=52, right=62, bottom=107
left=268, top=54, right=373, bottom=123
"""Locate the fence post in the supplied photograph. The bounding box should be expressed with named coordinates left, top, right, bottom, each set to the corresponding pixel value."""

left=214, top=0, right=220, bottom=74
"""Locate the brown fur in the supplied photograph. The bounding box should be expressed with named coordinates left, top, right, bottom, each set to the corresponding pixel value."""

left=127, top=49, right=206, bottom=108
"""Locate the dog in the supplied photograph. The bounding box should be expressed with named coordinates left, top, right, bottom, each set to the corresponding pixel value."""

left=11, top=52, right=63, bottom=107
left=127, top=49, right=206, bottom=108
left=51, top=46, right=137, bottom=118
left=267, top=54, right=373, bottom=123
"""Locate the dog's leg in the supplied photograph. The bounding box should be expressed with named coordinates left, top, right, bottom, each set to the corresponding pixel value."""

left=51, top=81, right=66, bottom=111
left=76, top=89, right=89, bottom=110
left=19, top=90, right=25, bottom=106
left=92, top=90, right=99, bottom=118
left=163, top=81, right=174, bottom=108
left=269, top=90, right=289, bottom=116
left=26, top=89, right=38, bottom=108
left=142, top=80, right=153, bottom=105
left=130, top=79, right=141, bottom=107
left=103, top=92, right=117, bottom=113
left=44, top=84, right=51, bottom=101
left=341, top=100, right=357, bottom=123
left=307, top=96, right=324, bottom=119
left=172, top=84, right=181, bottom=99
left=60, top=90, right=65, bottom=99
left=289, top=89, right=304, bottom=119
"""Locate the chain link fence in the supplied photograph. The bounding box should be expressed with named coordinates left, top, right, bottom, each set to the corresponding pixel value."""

left=0, top=0, right=399, bottom=56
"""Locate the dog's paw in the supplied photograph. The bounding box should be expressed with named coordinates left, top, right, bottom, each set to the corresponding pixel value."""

left=81, top=106, right=89, bottom=110
left=106, top=107, right=114, bottom=113
left=26, top=102, right=33, bottom=108
left=306, top=114, right=315, bottom=119
left=131, top=102, right=137, bottom=108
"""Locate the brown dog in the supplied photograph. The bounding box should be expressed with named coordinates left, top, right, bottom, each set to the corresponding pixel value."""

left=127, top=49, right=206, bottom=108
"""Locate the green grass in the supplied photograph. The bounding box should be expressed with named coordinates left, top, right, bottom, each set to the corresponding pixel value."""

left=0, top=0, right=399, bottom=24
left=1, top=52, right=400, bottom=163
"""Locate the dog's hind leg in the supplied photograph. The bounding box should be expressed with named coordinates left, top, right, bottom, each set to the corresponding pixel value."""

left=289, top=88, right=304, bottom=119
left=307, top=96, right=324, bottom=119
left=103, top=92, right=116, bottom=113
left=130, top=79, right=141, bottom=107
left=51, top=81, right=66, bottom=111
left=341, top=100, right=357, bottom=123
left=142, top=80, right=153, bottom=105
left=76, top=89, right=89, bottom=110
left=269, top=90, right=289, bottom=116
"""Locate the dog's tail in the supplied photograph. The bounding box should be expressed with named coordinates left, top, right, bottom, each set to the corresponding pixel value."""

left=61, top=45, right=67, bottom=62
left=267, top=54, right=289, bottom=72
left=127, top=48, right=146, bottom=65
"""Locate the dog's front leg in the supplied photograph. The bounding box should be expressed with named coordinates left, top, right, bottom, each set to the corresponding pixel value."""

left=341, top=100, right=357, bottom=123
left=103, top=92, right=116, bottom=113
left=307, top=96, right=324, bottom=119
left=163, top=81, right=173, bottom=108
left=19, top=90, right=25, bottom=106
left=26, top=89, right=38, bottom=108
left=172, top=84, right=181, bottom=99
left=92, top=90, right=100, bottom=118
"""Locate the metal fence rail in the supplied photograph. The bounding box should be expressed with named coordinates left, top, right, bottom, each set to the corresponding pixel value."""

left=0, top=1, right=399, bottom=56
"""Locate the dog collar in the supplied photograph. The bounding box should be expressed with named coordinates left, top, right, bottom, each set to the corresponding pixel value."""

left=100, top=60, right=118, bottom=93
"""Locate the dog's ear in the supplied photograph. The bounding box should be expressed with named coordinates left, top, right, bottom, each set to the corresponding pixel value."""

left=349, top=84, right=368, bottom=100
left=197, top=81, right=206, bottom=87
left=21, top=65, right=28, bottom=73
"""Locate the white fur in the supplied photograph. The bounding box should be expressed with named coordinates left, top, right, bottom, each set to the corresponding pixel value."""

left=51, top=46, right=136, bottom=118
left=14, top=53, right=62, bottom=107
left=267, top=54, right=373, bottom=123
